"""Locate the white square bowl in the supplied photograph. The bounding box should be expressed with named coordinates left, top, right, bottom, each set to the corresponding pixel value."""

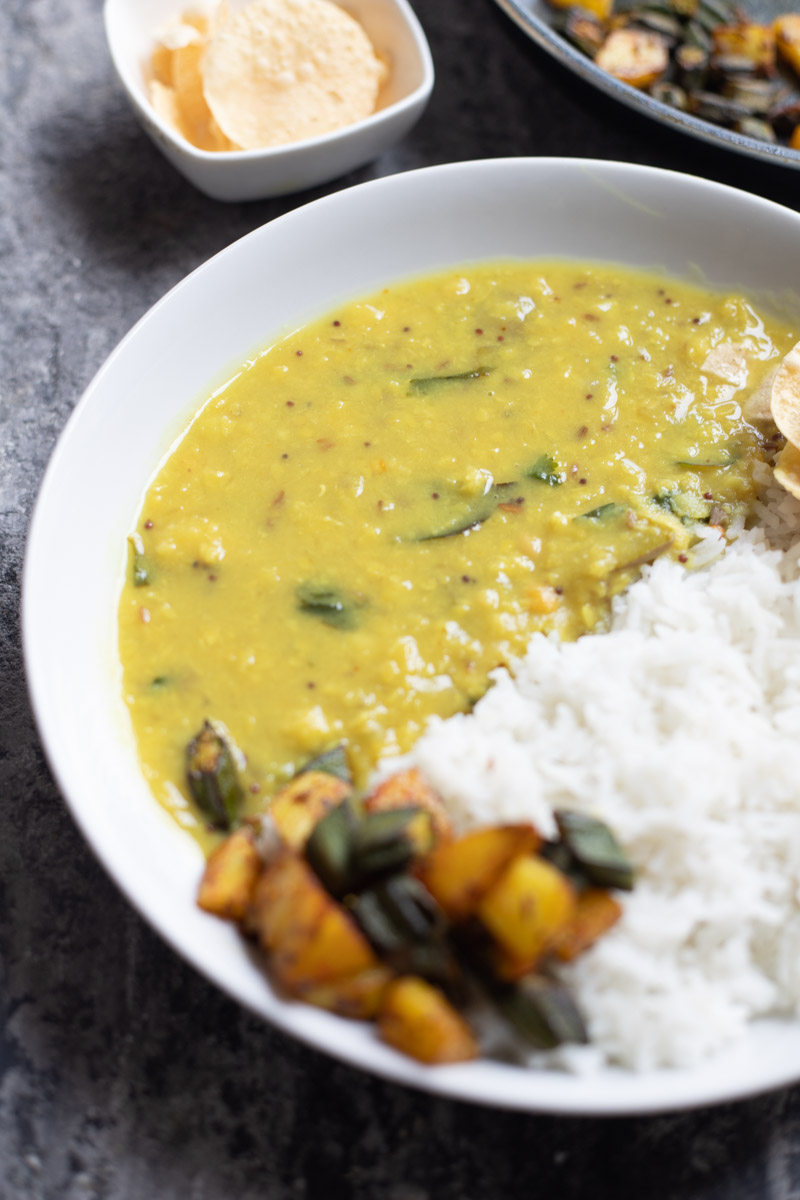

left=103, top=0, right=434, bottom=201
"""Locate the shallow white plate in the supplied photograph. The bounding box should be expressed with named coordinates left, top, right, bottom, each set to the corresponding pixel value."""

left=23, top=158, right=800, bottom=1115
left=494, top=0, right=800, bottom=171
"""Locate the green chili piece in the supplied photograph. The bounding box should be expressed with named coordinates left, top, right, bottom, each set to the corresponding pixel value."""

left=555, top=810, right=635, bottom=891
left=408, top=368, right=491, bottom=396
left=296, top=582, right=361, bottom=629
left=185, top=720, right=242, bottom=831
left=128, top=533, right=150, bottom=587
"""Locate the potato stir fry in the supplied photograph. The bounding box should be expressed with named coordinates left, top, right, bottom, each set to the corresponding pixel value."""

left=551, top=0, right=800, bottom=149
left=194, top=730, right=634, bottom=1066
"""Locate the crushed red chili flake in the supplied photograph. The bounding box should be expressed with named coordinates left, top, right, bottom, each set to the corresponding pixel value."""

left=432, top=492, right=440, bottom=499
left=679, top=554, right=688, bottom=563
left=586, top=393, right=594, bottom=400
left=296, top=350, right=303, bottom=356
left=578, top=425, right=589, bottom=437
left=497, top=335, right=504, bottom=342
left=286, top=400, right=294, bottom=407
left=272, top=490, right=285, bottom=506
left=665, top=298, right=673, bottom=305
left=610, top=355, right=618, bottom=363
left=403, top=326, right=410, bottom=332
left=498, top=498, right=524, bottom=512
left=475, top=328, right=483, bottom=335
left=208, top=574, right=217, bottom=582
left=584, top=313, right=598, bottom=321
left=579, top=478, right=587, bottom=485
left=316, top=437, right=335, bottom=451
left=144, top=519, right=153, bottom=530
left=692, top=317, right=701, bottom=324
left=377, top=500, right=384, bottom=509
left=307, top=681, right=316, bottom=689
left=704, top=492, right=713, bottom=500
left=363, top=441, right=371, bottom=447
left=333, top=320, right=340, bottom=326
left=343, top=375, right=355, bottom=385
left=249, top=783, right=261, bottom=794
left=281, top=453, right=289, bottom=459
left=554, top=587, right=563, bottom=595
left=461, top=574, right=475, bottom=583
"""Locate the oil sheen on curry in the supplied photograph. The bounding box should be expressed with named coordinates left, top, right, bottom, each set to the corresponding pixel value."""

left=119, top=261, right=795, bottom=842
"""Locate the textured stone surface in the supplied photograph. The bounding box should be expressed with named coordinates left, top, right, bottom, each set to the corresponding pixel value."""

left=4, top=0, right=800, bottom=1195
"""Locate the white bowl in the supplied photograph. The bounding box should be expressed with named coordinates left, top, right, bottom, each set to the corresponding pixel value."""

left=24, top=159, right=800, bottom=1114
left=103, top=0, right=434, bottom=201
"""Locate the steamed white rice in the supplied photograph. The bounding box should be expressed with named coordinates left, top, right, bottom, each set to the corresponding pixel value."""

left=385, top=461, right=800, bottom=1071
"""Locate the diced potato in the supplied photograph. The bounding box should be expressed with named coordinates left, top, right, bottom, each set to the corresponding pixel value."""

left=552, top=887, right=623, bottom=961
left=775, top=15, right=800, bottom=76
left=250, top=853, right=378, bottom=991
left=595, top=29, right=670, bottom=89
left=477, top=855, right=577, bottom=969
left=712, top=21, right=776, bottom=72
left=547, top=0, right=613, bottom=23
left=378, top=976, right=478, bottom=1064
left=302, top=965, right=394, bottom=1019
left=416, top=824, right=541, bottom=922
left=269, top=770, right=353, bottom=850
left=197, top=827, right=262, bottom=922
left=365, top=768, right=454, bottom=843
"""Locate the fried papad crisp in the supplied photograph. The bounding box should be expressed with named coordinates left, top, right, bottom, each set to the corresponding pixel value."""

left=774, top=439, right=800, bottom=499
left=202, top=0, right=386, bottom=150
left=770, top=339, right=800, bottom=446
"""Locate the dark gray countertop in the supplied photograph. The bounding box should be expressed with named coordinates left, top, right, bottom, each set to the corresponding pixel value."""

left=4, top=0, right=800, bottom=1195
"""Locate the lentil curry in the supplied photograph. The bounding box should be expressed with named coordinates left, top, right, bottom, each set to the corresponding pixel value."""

left=119, top=261, right=795, bottom=845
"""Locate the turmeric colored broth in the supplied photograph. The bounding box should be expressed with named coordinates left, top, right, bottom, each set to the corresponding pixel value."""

left=118, top=261, right=795, bottom=843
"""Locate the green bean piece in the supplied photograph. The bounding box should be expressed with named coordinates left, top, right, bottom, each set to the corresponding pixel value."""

left=496, top=976, right=589, bottom=1049
left=352, top=807, right=433, bottom=883
left=555, top=810, right=635, bottom=891
left=305, top=799, right=360, bottom=896
left=185, top=721, right=242, bottom=831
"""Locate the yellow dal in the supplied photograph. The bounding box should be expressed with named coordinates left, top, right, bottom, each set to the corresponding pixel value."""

left=119, top=261, right=795, bottom=843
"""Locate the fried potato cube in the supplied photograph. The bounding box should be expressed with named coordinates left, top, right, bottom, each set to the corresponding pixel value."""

left=595, top=29, right=670, bottom=88
left=776, top=15, right=800, bottom=77
left=416, top=825, right=541, bottom=922
left=712, top=21, right=776, bottom=72
left=250, top=853, right=378, bottom=992
left=365, top=768, right=453, bottom=843
left=546, top=0, right=613, bottom=22
left=552, top=887, right=623, bottom=961
left=378, top=976, right=478, bottom=1064
left=269, top=770, right=353, bottom=850
left=478, top=856, right=577, bottom=969
left=302, top=966, right=394, bottom=1019
left=197, top=827, right=263, bottom=922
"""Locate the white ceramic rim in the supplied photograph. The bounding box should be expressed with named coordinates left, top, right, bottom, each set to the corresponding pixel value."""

left=103, top=0, right=435, bottom=164
left=23, top=157, right=800, bottom=1116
